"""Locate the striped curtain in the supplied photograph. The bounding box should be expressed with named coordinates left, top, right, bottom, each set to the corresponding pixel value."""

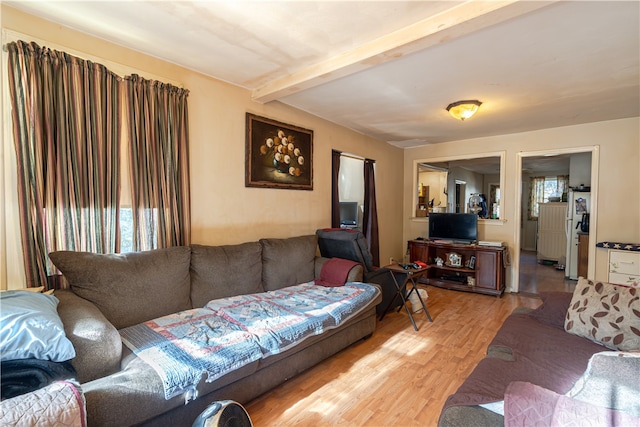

left=124, top=74, right=191, bottom=250
left=6, top=41, right=121, bottom=288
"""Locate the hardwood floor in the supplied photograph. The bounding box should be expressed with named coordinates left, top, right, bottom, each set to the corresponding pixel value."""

left=244, top=287, right=541, bottom=426
left=518, top=250, right=577, bottom=295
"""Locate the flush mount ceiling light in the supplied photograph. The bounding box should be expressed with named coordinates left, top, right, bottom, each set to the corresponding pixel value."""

left=446, top=100, right=482, bottom=121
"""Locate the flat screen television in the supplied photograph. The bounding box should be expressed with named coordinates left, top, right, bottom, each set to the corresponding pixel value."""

left=428, top=213, right=478, bottom=244
left=339, top=202, right=359, bottom=227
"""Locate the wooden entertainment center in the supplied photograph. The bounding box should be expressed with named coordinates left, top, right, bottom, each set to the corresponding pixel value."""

left=408, top=239, right=506, bottom=296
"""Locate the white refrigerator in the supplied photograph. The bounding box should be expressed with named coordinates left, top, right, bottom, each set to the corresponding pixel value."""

left=565, top=191, right=590, bottom=280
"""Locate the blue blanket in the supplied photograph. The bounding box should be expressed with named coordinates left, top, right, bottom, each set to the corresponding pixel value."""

left=120, top=308, right=262, bottom=400
left=205, top=282, right=378, bottom=355
left=120, top=282, right=379, bottom=401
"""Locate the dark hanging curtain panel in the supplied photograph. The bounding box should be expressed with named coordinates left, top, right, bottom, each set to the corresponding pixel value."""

left=331, top=150, right=342, bottom=228
left=6, top=40, right=121, bottom=288
left=363, top=159, right=380, bottom=266
left=124, top=74, right=191, bottom=250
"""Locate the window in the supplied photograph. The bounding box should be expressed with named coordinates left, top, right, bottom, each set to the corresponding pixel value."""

left=5, top=40, right=190, bottom=288
left=119, top=208, right=158, bottom=254
left=119, top=208, right=134, bottom=254
left=528, top=175, right=568, bottom=219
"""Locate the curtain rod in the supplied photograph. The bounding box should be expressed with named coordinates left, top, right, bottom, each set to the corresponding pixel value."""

left=2, top=31, right=184, bottom=88
left=340, top=152, right=373, bottom=162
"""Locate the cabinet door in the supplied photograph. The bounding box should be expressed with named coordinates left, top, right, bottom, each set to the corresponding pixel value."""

left=409, top=241, right=429, bottom=263
left=476, top=250, right=500, bottom=290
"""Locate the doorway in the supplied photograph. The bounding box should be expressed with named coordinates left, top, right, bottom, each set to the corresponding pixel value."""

left=514, top=147, right=599, bottom=294
left=518, top=250, right=575, bottom=295
left=338, top=155, right=364, bottom=230
left=454, top=181, right=466, bottom=213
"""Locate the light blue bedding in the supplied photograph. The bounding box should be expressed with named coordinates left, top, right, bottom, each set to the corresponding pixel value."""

left=120, top=308, right=262, bottom=400
left=120, top=282, right=379, bottom=401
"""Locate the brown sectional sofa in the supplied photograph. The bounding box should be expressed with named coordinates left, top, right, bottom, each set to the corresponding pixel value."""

left=439, top=287, right=640, bottom=426
left=51, top=235, right=382, bottom=426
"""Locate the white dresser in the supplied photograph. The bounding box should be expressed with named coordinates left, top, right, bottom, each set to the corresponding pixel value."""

left=608, top=250, right=640, bottom=286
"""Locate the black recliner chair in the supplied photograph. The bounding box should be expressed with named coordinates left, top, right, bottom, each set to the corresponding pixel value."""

left=316, top=228, right=405, bottom=316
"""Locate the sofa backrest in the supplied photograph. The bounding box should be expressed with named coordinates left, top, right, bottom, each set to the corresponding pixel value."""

left=50, top=235, right=320, bottom=329
left=260, top=235, right=318, bottom=291
left=49, top=246, right=192, bottom=330
left=189, top=242, right=264, bottom=308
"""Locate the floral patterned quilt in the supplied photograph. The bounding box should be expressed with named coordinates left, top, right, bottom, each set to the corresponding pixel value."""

left=120, top=282, right=379, bottom=401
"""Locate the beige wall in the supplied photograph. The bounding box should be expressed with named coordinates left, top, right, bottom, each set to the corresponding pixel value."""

left=1, top=7, right=405, bottom=290
left=3, top=7, right=638, bottom=291
left=404, top=118, right=640, bottom=290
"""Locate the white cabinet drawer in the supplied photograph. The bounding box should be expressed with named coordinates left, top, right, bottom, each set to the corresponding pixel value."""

left=609, top=250, right=640, bottom=275
left=608, top=272, right=640, bottom=287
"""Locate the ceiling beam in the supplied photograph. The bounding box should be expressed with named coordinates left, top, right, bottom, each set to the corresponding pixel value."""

left=252, top=0, right=556, bottom=104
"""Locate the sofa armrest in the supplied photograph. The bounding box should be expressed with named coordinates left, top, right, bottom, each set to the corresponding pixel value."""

left=55, top=289, right=121, bottom=383
left=314, top=257, right=364, bottom=282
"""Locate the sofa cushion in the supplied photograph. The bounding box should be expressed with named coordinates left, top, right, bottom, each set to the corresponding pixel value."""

left=475, top=311, right=607, bottom=402
left=260, top=235, right=317, bottom=291
left=444, top=317, right=605, bottom=413
left=565, top=277, right=640, bottom=351
left=50, top=247, right=192, bottom=329
left=190, top=243, right=264, bottom=308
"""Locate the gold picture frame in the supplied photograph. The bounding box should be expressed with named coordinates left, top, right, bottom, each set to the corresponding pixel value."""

left=245, top=113, right=313, bottom=190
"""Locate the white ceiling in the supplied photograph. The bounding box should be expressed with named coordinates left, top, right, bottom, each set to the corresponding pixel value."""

left=6, top=1, right=640, bottom=148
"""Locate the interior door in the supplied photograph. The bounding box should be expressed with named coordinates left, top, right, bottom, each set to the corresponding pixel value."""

left=455, top=182, right=466, bottom=213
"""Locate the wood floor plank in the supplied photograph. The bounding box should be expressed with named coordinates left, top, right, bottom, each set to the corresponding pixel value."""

left=245, top=286, right=541, bottom=426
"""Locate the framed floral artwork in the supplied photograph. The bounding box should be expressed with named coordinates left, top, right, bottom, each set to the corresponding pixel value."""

left=245, top=113, right=313, bottom=190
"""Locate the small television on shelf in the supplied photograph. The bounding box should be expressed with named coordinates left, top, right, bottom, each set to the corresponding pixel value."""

left=339, top=202, right=359, bottom=228
left=428, top=213, right=478, bottom=244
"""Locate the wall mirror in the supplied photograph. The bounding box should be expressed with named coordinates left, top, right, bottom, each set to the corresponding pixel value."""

left=415, top=153, right=504, bottom=220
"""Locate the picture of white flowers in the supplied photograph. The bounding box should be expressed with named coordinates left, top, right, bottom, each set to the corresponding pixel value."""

left=245, top=113, right=313, bottom=190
